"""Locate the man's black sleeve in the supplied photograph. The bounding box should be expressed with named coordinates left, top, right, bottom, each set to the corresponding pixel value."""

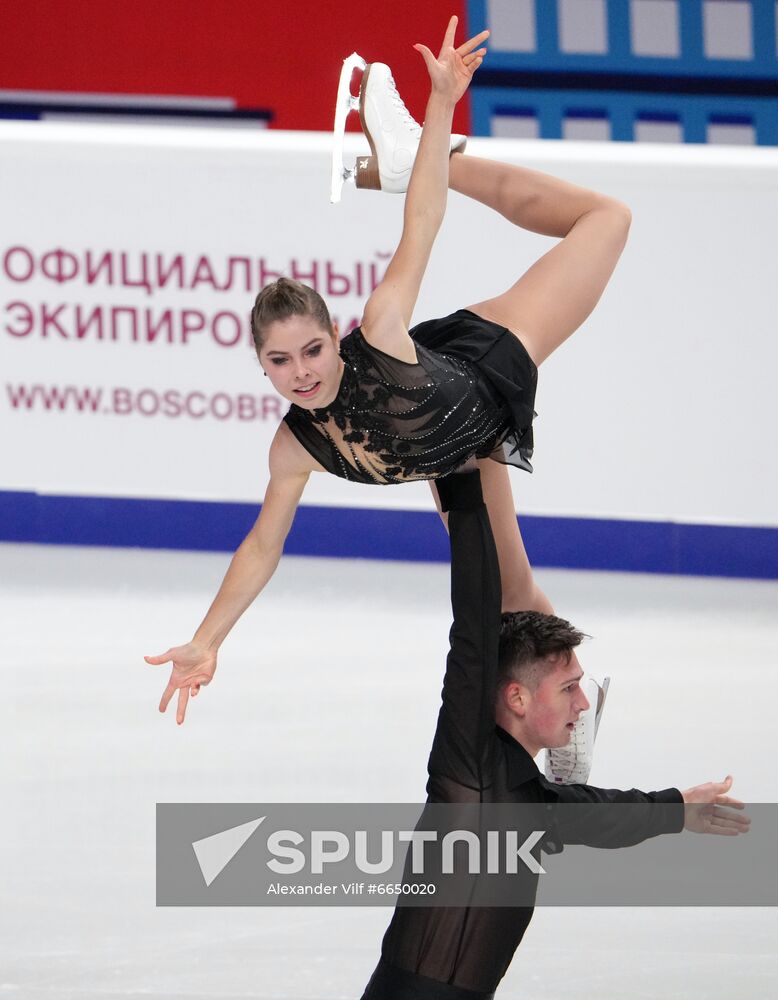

left=547, top=781, right=685, bottom=848
left=426, top=471, right=502, bottom=792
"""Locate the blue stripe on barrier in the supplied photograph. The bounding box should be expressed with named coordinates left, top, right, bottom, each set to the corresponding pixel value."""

left=0, top=491, right=775, bottom=580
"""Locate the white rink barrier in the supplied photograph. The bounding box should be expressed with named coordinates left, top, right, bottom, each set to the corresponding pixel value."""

left=1, top=121, right=776, bottom=577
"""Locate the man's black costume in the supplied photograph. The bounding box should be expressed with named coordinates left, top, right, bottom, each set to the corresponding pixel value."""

left=362, top=471, right=683, bottom=999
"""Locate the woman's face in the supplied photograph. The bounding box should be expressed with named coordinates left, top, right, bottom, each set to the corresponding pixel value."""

left=259, top=315, right=343, bottom=408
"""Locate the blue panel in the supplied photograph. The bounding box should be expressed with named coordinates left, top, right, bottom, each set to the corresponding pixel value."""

left=636, top=109, right=681, bottom=122
left=520, top=513, right=678, bottom=574
left=708, top=111, right=753, bottom=126
left=752, top=0, right=777, bottom=63
left=468, top=0, right=778, bottom=79
left=0, top=492, right=257, bottom=552
left=537, top=0, right=561, bottom=59
left=680, top=0, right=705, bottom=62
left=284, top=506, right=449, bottom=562
left=676, top=522, right=778, bottom=579
left=471, top=85, right=778, bottom=143
left=564, top=106, right=609, bottom=118
left=1, top=491, right=776, bottom=580
left=683, top=98, right=710, bottom=142
left=468, top=0, right=488, bottom=39
left=0, top=492, right=37, bottom=539
left=606, top=0, right=631, bottom=58
left=469, top=0, right=778, bottom=145
left=493, top=105, right=538, bottom=117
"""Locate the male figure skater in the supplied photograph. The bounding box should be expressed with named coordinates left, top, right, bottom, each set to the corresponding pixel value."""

left=361, top=469, right=748, bottom=999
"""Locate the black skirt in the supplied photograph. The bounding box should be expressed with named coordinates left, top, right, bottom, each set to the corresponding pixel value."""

left=411, top=309, right=537, bottom=474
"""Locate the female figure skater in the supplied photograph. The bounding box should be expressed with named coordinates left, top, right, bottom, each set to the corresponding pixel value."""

left=146, top=16, right=630, bottom=733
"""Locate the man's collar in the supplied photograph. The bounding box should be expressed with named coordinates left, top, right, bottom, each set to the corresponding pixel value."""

left=495, top=726, right=543, bottom=788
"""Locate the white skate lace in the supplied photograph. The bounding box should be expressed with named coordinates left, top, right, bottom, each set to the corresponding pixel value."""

left=547, top=736, right=582, bottom=781
left=387, top=74, right=422, bottom=137
left=547, top=678, right=608, bottom=783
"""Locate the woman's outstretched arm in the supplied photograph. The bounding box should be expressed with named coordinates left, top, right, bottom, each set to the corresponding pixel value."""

left=361, top=16, right=488, bottom=360
left=145, top=424, right=311, bottom=724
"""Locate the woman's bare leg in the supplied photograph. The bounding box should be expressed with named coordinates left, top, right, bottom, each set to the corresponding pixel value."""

left=430, top=459, right=552, bottom=614
left=448, top=154, right=631, bottom=367
left=431, top=159, right=628, bottom=610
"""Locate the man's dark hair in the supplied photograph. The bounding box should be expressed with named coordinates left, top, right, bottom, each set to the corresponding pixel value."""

left=498, top=611, right=586, bottom=691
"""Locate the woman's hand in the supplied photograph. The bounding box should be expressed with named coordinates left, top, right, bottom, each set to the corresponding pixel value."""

left=145, top=642, right=217, bottom=725
left=414, top=15, right=489, bottom=106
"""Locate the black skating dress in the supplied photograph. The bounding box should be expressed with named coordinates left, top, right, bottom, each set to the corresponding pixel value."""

left=283, top=310, right=538, bottom=485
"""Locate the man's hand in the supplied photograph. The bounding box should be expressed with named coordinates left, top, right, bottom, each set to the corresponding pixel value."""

left=682, top=775, right=750, bottom=836
left=145, top=642, right=217, bottom=725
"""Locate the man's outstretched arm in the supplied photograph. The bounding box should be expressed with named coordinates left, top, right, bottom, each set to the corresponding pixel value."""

left=552, top=775, right=749, bottom=848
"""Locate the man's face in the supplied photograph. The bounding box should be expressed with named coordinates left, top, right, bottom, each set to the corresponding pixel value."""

left=523, top=652, right=591, bottom=750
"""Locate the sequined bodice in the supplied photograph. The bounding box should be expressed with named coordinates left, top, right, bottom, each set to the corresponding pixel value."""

left=283, top=329, right=510, bottom=485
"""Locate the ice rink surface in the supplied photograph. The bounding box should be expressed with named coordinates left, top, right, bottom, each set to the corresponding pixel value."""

left=3, top=540, right=777, bottom=999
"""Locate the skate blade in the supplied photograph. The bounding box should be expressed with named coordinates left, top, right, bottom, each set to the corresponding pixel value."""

left=330, top=52, right=367, bottom=204
left=593, top=676, right=610, bottom=738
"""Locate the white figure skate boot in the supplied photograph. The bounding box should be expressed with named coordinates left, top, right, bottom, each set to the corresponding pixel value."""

left=330, top=54, right=467, bottom=202
left=545, top=676, right=610, bottom=785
